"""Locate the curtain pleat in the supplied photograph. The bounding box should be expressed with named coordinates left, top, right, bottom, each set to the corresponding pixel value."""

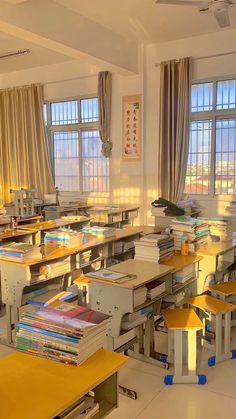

left=98, top=71, right=112, bottom=157
left=0, top=84, right=55, bottom=204
left=158, top=57, right=192, bottom=202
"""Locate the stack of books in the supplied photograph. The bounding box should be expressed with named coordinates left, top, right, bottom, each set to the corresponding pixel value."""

left=173, top=265, right=194, bottom=284
left=133, top=286, right=147, bottom=306
left=207, top=218, right=231, bottom=241
left=79, top=250, right=92, bottom=266
left=0, top=242, right=42, bottom=262
left=15, top=302, right=110, bottom=366
left=44, top=229, right=84, bottom=248
left=171, top=217, right=209, bottom=252
left=81, top=226, right=116, bottom=238
left=134, top=234, right=174, bottom=263
left=39, top=257, right=71, bottom=278
left=146, top=280, right=166, bottom=299
left=225, top=201, right=236, bottom=216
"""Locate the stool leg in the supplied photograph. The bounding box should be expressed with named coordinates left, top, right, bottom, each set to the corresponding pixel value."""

left=215, top=314, right=222, bottom=363
left=174, top=330, right=183, bottom=381
left=168, top=329, right=174, bottom=364
left=224, top=312, right=231, bottom=356
left=187, top=330, right=197, bottom=378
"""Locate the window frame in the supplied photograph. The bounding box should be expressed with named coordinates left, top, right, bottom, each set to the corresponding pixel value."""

left=188, top=75, right=236, bottom=197
left=44, top=95, right=110, bottom=196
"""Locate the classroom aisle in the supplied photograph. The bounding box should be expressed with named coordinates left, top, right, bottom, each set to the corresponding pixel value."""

left=1, top=314, right=236, bottom=419
left=107, top=330, right=236, bottom=419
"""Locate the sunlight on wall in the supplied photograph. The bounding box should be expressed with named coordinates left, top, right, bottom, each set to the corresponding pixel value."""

left=112, top=187, right=141, bottom=224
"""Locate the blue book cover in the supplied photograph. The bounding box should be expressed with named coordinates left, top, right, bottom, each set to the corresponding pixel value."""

left=16, top=323, right=79, bottom=343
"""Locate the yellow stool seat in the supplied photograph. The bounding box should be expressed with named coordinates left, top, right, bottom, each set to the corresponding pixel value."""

left=188, top=295, right=236, bottom=315
left=162, top=308, right=203, bottom=331
left=209, top=282, right=236, bottom=297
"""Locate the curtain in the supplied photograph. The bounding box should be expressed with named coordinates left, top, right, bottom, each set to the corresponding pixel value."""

left=158, top=57, right=192, bottom=202
left=0, top=84, right=55, bottom=204
left=98, top=71, right=112, bottom=157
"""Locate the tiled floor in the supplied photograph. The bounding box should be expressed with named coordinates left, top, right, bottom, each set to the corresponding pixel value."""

left=1, top=311, right=236, bottom=419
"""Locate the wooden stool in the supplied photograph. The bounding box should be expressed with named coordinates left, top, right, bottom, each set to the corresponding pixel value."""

left=210, top=282, right=236, bottom=327
left=162, top=308, right=206, bottom=385
left=188, top=295, right=236, bottom=367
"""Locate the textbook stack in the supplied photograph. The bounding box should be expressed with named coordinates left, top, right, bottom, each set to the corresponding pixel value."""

left=171, top=217, right=209, bottom=253
left=44, top=229, right=84, bottom=248
left=39, top=257, right=71, bottom=279
left=207, top=218, right=231, bottom=241
left=15, top=303, right=110, bottom=366
left=173, top=264, right=194, bottom=284
left=134, top=234, right=174, bottom=263
left=0, top=242, right=41, bottom=262
left=81, top=226, right=116, bottom=238
left=146, top=280, right=166, bottom=299
left=133, top=286, right=147, bottom=306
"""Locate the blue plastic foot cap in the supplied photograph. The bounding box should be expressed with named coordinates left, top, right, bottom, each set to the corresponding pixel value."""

left=164, top=375, right=173, bottom=385
left=198, top=374, right=207, bottom=385
left=231, top=350, right=236, bottom=359
left=160, top=354, right=168, bottom=362
left=208, top=356, right=216, bottom=367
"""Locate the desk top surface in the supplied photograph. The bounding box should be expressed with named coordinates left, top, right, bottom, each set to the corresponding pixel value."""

left=0, top=229, right=35, bottom=240
left=87, top=259, right=174, bottom=289
left=162, top=308, right=203, bottom=330
left=0, top=227, right=144, bottom=266
left=161, top=253, right=202, bottom=272
left=88, top=205, right=139, bottom=215
left=19, top=217, right=90, bottom=231
left=197, top=240, right=235, bottom=256
left=0, top=349, right=127, bottom=419
left=209, top=281, right=236, bottom=296
left=188, top=295, right=236, bottom=315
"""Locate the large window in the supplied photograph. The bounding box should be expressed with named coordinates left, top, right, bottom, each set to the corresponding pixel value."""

left=185, top=79, right=236, bottom=195
left=44, top=97, right=109, bottom=193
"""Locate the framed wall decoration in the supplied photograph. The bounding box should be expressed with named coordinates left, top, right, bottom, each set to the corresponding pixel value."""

left=122, top=94, right=142, bottom=161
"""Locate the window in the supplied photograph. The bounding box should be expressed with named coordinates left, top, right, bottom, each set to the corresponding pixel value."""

left=44, top=97, right=109, bottom=194
left=185, top=78, right=236, bottom=195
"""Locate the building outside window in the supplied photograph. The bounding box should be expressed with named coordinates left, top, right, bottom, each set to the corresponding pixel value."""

left=44, top=97, right=109, bottom=194
left=185, top=79, right=236, bottom=195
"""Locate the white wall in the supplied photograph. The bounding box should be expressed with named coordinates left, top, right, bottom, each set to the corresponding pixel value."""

left=144, top=29, right=236, bottom=222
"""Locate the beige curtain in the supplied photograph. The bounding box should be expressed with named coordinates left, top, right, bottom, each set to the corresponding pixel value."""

left=98, top=71, right=112, bottom=157
left=158, top=57, right=192, bottom=202
left=0, top=84, right=55, bottom=204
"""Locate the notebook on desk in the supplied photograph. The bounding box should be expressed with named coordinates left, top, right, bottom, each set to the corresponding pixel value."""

left=85, top=268, right=136, bottom=283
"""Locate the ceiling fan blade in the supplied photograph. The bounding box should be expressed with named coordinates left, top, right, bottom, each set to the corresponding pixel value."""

left=214, top=9, right=230, bottom=27
left=156, top=0, right=209, bottom=6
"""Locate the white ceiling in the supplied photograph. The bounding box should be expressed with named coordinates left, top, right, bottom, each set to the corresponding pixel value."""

left=0, top=0, right=236, bottom=75
left=0, top=31, right=70, bottom=73
left=56, top=0, right=236, bottom=42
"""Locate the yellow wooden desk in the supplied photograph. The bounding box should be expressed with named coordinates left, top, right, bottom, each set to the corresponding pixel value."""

left=209, top=281, right=236, bottom=298
left=0, top=349, right=127, bottom=419
left=197, top=240, right=235, bottom=293
left=188, top=295, right=236, bottom=366
left=162, top=308, right=205, bottom=385
left=87, top=259, right=174, bottom=369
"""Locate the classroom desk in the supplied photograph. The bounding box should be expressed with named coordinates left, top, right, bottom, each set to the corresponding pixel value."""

left=161, top=253, right=203, bottom=302
left=88, top=206, right=139, bottom=227
left=0, top=228, right=38, bottom=245
left=44, top=205, right=92, bottom=220
left=0, top=227, right=144, bottom=344
left=0, top=349, right=127, bottom=419
left=19, top=217, right=91, bottom=244
left=197, top=240, right=235, bottom=293
left=87, top=259, right=174, bottom=368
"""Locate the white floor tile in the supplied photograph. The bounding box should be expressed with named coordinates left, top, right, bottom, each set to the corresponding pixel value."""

left=107, top=365, right=165, bottom=419
left=136, top=385, right=236, bottom=419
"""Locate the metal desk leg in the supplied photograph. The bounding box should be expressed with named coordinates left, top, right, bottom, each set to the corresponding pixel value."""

left=6, top=305, right=13, bottom=344
left=208, top=312, right=236, bottom=366
left=165, top=330, right=206, bottom=385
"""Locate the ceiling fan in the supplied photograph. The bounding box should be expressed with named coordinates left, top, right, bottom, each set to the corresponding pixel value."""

left=155, top=0, right=236, bottom=28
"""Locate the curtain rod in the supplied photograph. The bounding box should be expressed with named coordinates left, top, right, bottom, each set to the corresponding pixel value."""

left=43, top=74, right=97, bottom=86
left=155, top=50, right=236, bottom=67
